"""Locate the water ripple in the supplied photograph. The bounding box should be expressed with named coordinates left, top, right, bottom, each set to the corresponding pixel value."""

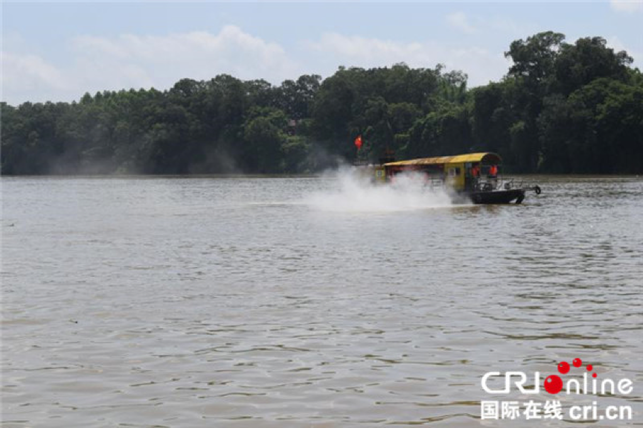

left=2, top=176, right=642, bottom=426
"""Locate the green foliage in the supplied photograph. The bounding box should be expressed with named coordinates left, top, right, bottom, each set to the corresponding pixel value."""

left=555, top=37, right=633, bottom=95
left=506, top=31, right=565, bottom=90
left=242, top=108, right=287, bottom=173
left=2, top=31, right=642, bottom=175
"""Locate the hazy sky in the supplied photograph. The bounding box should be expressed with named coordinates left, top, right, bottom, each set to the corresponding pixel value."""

left=2, top=0, right=642, bottom=105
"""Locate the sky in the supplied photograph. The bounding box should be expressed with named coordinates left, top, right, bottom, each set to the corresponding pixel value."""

left=2, top=0, right=642, bottom=105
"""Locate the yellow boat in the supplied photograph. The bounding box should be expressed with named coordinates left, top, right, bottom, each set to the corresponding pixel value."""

left=374, top=152, right=541, bottom=204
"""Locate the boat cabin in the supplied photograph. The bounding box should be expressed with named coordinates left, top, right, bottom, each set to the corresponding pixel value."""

left=380, top=152, right=502, bottom=191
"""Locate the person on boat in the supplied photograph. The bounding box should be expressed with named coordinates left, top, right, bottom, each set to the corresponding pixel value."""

left=489, top=165, right=498, bottom=177
left=471, top=165, right=480, bottom=178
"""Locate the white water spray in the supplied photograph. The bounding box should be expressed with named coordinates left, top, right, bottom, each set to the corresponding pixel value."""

left=306, top=167, right=463, bottom=212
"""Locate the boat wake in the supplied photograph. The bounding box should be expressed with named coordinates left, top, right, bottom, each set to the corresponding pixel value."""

left=306, top=167, right=462, bottom=212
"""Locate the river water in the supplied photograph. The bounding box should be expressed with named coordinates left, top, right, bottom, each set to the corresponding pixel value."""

left=1, top=174, right=642, bottom=427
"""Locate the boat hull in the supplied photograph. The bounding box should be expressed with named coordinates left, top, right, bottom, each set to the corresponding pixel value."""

left=467, top=189, right=525, bottom=204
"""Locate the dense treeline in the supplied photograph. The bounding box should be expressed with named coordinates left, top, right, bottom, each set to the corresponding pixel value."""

left=2, top=32, right=642, bottom=175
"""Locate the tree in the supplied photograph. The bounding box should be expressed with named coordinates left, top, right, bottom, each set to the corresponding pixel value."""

left=277, top=75, right=321, bottom=120
left=505, top=31, right=565, bottom=87
left=555, top=37, right=633, bottom=95
left=242, top=108, right=288, bottom=173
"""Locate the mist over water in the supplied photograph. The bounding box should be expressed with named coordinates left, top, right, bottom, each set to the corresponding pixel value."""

left=305, top=168, right=459, bottom=212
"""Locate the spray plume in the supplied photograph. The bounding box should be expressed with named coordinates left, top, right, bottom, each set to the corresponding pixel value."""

left=306, top=167, right=464, bottom=212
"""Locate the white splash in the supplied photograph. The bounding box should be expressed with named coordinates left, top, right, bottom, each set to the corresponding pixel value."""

left=306, top=167, right=461, bottom=212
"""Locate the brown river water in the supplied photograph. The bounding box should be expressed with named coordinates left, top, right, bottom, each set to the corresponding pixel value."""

left=1, top=174, right=642, bottom=427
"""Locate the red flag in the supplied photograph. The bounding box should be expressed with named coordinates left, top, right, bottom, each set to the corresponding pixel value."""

left=354, top=135, right=363, bottom=150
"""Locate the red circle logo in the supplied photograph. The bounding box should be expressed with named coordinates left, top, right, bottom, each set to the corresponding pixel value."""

left=544, top=375, right=563, bottom=394
left=558, top=361, right=570, bottom=374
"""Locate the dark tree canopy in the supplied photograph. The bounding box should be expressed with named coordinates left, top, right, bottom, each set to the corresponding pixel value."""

left=2, top=31, right=642, bottom=175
